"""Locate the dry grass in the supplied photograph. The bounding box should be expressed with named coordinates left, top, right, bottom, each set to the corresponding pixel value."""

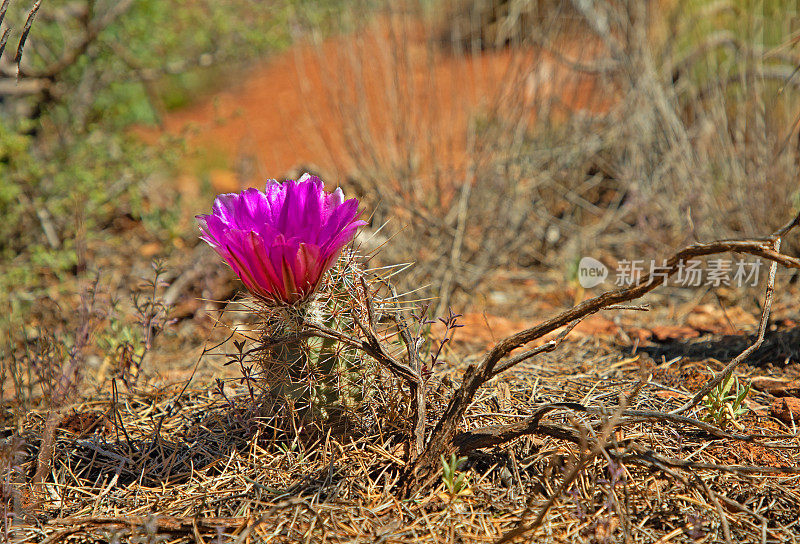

left=5, top=226, right=799, bottom=542
left=4, top=1, right=800, bottom=543
left=6, top=336, right=800, bottom=543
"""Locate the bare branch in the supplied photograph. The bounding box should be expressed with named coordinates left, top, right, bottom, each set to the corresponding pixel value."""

left=452, top=402, right=586, bottom=453
left=478, top=235, right=800, bottom=389
left=401, top=213, right=800, bottom=495
left=671, top=237, right=781, bottom=415
left=453, top=402, right=787, bottom=455
left=623, top=450, right=800, bottom=475
left=13, top=0, right=40, bottom=72
left=4, top=0, right=134, bottom=79
left=492, top=319, right=583, bottom=376
left=0, top=27, right=10, bottom=59
left=774, top=213, right=800, bottom=238
left=0, top=0, right=11, bottom=26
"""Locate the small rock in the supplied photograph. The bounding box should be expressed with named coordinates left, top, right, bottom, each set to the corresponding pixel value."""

left=499, top=466, right=513, bottom=488
left=751, top=377, right=800, bottom=397
left=650, top=325, right=700, bottom=342
left=744, top=399, right=770, bottom=417
left=139, top=242, right=161, bottom=257
left=770, top=397, right=800, bottom=423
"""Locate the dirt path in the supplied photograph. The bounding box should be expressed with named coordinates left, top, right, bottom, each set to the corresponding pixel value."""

left=152, top=16, right=610, bottom=195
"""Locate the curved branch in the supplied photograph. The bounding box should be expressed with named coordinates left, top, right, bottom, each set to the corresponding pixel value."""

left=401, top=213, right=800, bottom=495
left=453, top=403, right=796, bottom=455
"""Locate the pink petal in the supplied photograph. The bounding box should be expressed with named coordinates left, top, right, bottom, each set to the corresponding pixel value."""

left=197, top=174, right=365, bottom=305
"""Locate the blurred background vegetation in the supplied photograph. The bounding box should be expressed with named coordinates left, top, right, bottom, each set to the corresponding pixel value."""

left=1, top=0, right=799, bottom=361
left=0, top=0, right=358, bottom=337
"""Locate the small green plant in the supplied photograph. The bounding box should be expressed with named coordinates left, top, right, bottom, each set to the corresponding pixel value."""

left=701, top=371, right=750, bottom=430
left=440, top=453, right=470, bottom=498
left=276, top=437, right=305, bottom=463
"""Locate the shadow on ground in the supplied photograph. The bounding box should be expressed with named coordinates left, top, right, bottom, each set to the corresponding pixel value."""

left=641, top=326, right=800, bottom=368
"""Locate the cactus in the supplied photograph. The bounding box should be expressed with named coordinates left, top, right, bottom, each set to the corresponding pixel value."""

left=254, top=255, right=379, bottom=425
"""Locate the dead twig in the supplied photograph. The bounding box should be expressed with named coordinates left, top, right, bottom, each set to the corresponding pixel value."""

left=453, top=401, right=797, bottom=456
left=495, top=384, right=642, bottom=543
left=401, top=213, right=800, bottom=495
left=621, top=449, right=800, bottom=474
left=1, top=0, right=135, bottom=80
left=12, top=0, right=39, bottom=73
left=672, top=213, right=798, bottom=415
left=492, top=319, right=584, bottom=376
left=0, top=0, right=11, bottom=29
left=452, top=402, right=586, bottom=453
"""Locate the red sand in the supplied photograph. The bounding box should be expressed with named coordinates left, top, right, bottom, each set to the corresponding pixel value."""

left=150, top=16, right=612, bottom=195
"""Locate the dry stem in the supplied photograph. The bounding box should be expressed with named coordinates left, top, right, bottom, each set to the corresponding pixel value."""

left=401, top=213, right=800, bottom=495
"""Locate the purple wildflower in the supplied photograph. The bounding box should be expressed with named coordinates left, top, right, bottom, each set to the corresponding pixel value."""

left=197, top=174, right=366, bottom=305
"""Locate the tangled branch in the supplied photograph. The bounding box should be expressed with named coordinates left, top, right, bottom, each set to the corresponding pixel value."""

left=400, top=213, right=800, bottom=495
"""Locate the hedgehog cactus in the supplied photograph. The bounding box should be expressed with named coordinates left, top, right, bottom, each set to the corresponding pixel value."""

left=197, top=175, right=373, bottom=422
left=255, top=259, right=374, bottom=420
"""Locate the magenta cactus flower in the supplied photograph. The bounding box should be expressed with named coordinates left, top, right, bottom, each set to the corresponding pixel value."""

left=197, top=174, right=366, bottom=305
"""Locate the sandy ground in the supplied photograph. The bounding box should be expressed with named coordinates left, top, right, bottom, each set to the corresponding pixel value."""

left=145, top=15, right=611, bottom=197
